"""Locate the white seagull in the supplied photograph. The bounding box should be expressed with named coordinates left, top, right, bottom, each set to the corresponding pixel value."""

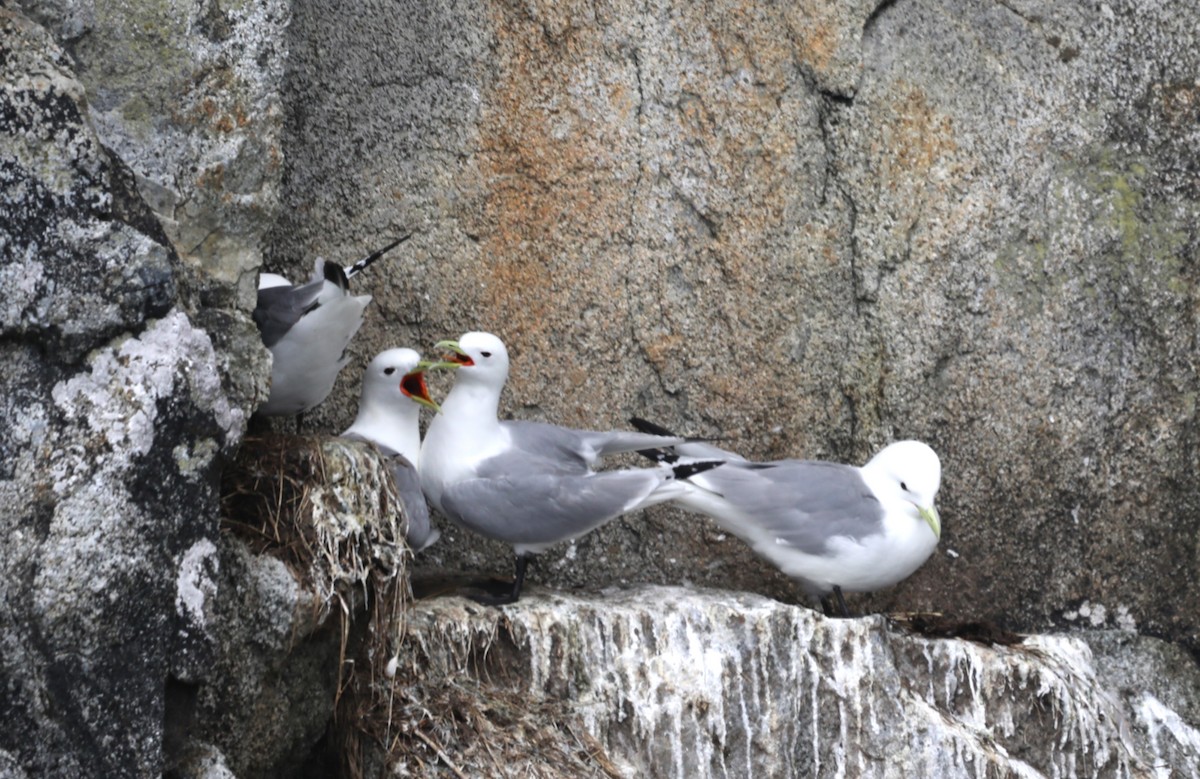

left=253, top=235, right=410, bottom=418
left=630, top=417, right=942, bottom=617
left=341, top=348, right=442, bottom=553
left=418, top=332, right=721, bottom=604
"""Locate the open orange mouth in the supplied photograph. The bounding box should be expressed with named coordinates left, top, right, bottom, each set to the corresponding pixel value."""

left=400, top=370, right=434, bottom=405
left=444, top=351, right=473, bottom=367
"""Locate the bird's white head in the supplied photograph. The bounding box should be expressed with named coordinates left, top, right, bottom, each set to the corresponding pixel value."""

left=430, top=331, right=510, bottom=389
left=863, top=440, right=942, bottom=538
left=344, top=347, right=436, bottom=462
left=361, top=347, right=440, bottom=413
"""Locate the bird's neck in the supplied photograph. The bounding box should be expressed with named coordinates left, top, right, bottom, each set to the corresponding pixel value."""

left=439, top=380, right=503, bottom=434
left=346, top=406, right=420, bottom=463
left=858, top=467, right=895, bottom=509
left=422, top=380, right=505, bottom=459
left=419, top=379, right=506, bottom=513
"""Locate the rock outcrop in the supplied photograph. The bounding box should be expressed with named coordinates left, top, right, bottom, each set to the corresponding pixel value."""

left=0, top=10, right=238, bottom=777
left=0, top=5, right=274, bottom=776
left=399, top=587, right=1200, bottom=777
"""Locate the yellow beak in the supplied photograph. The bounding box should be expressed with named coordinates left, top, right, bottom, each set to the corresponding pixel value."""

left=425, top=340, right=469, bottom=370
left=918, top=505, right=941, bottom=539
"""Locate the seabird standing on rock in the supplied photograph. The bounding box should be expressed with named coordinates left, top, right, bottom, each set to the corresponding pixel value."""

left=253, top=235, right=410, bottom=420
left=341, top=347, right=442, bottom=553
left=418, top=332, right=721, bottom=605
left=630, top=417, right=942, bottom=617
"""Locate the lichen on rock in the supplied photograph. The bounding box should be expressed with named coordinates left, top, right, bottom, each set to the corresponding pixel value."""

left=0, top=9, right=262, bottom=775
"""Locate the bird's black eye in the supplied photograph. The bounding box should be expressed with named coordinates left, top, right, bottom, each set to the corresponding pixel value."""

left=901, top=481, right=909, bottom=491
left=480, top=351, right=492, bottom=358
left=384, top=367, right=396, bottom=375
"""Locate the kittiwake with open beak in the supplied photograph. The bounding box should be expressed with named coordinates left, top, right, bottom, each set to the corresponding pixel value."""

left=341, top=347, right=442, bottom=552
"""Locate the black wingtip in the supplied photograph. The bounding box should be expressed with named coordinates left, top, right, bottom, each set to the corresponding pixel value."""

left=635, top=446, right=678, bottom=464
left=632, top=415, right=728, bottom=448
left=629, top=416, right=678, bottom=437
left=346, top=233, right=413, bottom=278
left=322, top=260, right=350, bottom=291
left=671, top=459, right=724, bottom=480
left=631, top=417, right=681, bottom=463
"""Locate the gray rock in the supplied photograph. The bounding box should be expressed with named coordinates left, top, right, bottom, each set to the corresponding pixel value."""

left=173, top=743, right=239, bottom=779
left=18, top=0, right=293, bottom=306
left=1083, top=630, right=1200, bottom=777
left=0, top=7, right=261, bottom=777
left=0, top=307, right=244, bottom=777
left=824, top=0, right=1200, bottom=650
left=190, top=540, right=338, bottom=779
left=2, top=308, right=250, bottom=763
left=0, top=10, right=175, bottom=364
left=401, top=586, right=1200, bottom=777
left=0, top=751, right=30, bottom=779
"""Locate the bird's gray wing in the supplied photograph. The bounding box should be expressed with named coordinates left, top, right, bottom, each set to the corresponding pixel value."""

left=253, top=276, right=326, bottom=348
left=577, top=429, right=690, bottom=458
left=503, top=420, right=686, bottom=468
left=390, top=455, right=438, bottom=552
left=699, top=460, right=885, bottom=555
left=672, top=440, right=746, bottom=461
left=340, top=432, right=437, bottom=551
left=501, top=421, right=595, bottom=471
left=442, top=452, right=660, bottom=546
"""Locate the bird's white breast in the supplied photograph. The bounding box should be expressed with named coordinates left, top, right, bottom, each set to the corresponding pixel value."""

left=419, top=414, right=510, bottom=513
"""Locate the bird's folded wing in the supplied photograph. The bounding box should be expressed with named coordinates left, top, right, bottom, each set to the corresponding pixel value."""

left=694, top=461, right=885, bottom=555
left=253, top=277, right=326, bottom=348
left=504, top=420, right=687, bottom=467
left=441, top=469, right=663, bottom=546
left=390, top=455, right=438, bottom=552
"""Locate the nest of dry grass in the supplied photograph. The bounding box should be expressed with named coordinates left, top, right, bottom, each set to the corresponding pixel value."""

left=221, top=433, right=412, bottom=778
left=220, top=435, right=622, bottom=778
left=368, top=630, right=624, bottom=779
left=220, top=434, right=408, bottom=606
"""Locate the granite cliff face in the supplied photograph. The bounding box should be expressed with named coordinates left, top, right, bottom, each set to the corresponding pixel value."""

left=268, top=0, right=1199, bottom=651
left=2, top=0, right=1198, bottom=776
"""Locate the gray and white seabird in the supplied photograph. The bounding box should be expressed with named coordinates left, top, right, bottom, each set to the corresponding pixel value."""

left=341, top=347, right=441, bottom=553
left=254, top=235, right=410, bottom=417
left=630, top=417, right=942, bottom=616
left=418, top=332, right=721, bottom=605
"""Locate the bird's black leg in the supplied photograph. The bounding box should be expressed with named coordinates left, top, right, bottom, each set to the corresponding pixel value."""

left=820, top=586, right=852, bottom=618
left=468, top=553, right=532, bottom=606
left=833, top=586, right=851, bottom=618
left=509, top=553, right=530, bottom=601
left=294, top=411, right=305, bottom=435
